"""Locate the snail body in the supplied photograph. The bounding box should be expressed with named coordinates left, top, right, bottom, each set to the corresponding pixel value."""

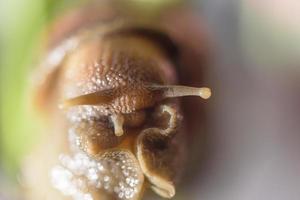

left=24, top=1, right=211, bottom=200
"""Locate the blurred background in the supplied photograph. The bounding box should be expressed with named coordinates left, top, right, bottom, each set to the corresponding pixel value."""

left=1, top=0, right=300, bottom=200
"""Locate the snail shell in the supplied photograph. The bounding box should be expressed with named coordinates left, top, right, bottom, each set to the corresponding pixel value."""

left=23, top=1, right=211, bottom=200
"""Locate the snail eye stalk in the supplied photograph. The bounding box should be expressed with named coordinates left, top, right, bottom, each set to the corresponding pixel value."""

left=61, top=85, right=211, bottom=137
left=62, top=85, right=211, bottom=108
left=61, top=88, right=116, bottom=108
left=149, top=85, right=211, bottom=100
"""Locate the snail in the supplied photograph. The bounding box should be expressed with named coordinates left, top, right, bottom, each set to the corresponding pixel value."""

left=23, top=1, right=211, bottom=200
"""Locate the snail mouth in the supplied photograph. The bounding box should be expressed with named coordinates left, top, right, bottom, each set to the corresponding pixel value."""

left=115, top=128, right=140, bottom=152
left=73, top=122, right=143, bottom=156
left=68, top=101, right=179, bottom=156
left=67, top=103, right=182, bottom=199
left=109, top=105, right=180, bottom=198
